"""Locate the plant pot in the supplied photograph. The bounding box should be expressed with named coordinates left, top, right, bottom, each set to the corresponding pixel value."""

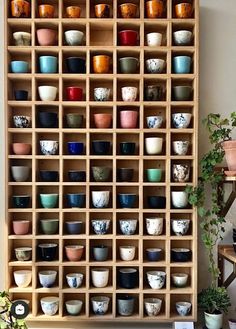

left=204, top=311, right=223, bottom=329
left=222, top=141, right=236, bottom=170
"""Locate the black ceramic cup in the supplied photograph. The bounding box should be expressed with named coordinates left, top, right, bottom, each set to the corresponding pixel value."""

left=118, top=268, right=138, bottom=289
left=147, top=196, right=166, bottom=209
left=38, top=243, right=58, bottom=261
left=144, top=85, right=163, bottom=101
left=65, top=221, right=83, bottom=234
left=66, top=57, right=86, bottom=74
left=119, top=142, right=136, bottom=155
left=38, top=112, right=58, bottom=128
left=68, top=170, right=86, bottom=182
left=92, top=140, right=111, bottom=155
left=39, top=170, right=59, bottom=182
left=12, top=195, right=30, bottom=208
left=117, top=168, right=134, bottom=182
left=14, top=90, right=28, bottom=101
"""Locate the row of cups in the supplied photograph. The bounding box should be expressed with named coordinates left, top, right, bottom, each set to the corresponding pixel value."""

left=13, top=29, right=193, bottom=47
left=10, top=55, right=193, bottom=74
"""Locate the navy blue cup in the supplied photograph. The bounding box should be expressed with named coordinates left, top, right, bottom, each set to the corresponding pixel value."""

left=14, top=90, right=28, bottom=101
left=146, top=248, right=163, bottom=262
left=147, top=196, right=166, bottom=209
left=67, top=193, right=85, bottom=208
left=65, top=221, right=83, bottom=234
left=39, top=170, right=59, bottom=182
left=118, top=193, right=137, bottom=208
left=38, top=112, right=58, bottom=128
left=68, top=170, right=86, bottom=182
left=92, top=140, right=111, bottom=155
left=67, top=142, right=84, bottom=155
left=66, top=57, right=86, bottom=74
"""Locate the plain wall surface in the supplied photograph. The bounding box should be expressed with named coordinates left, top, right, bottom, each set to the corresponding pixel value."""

left=0, top=0, right=236, bottom=327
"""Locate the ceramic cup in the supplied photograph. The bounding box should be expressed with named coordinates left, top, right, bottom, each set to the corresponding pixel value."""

left=172, top=113, right=192, bottom=129
left=39, top=270, right=57, bottom=288
left=171, top=191, right=188, bottom=208
left=13, top=31, right=31, bottom=46
left=119, top=57, right=139, bottom=74
left=92, top=166, right=111, bottom=182
left=145, top=137, right=163, bottom=155
left=91, top=268, right=109, bottom=288
left=38, top=4, right=54, bottom=18
left=120, top=142, right=136, bottom=155
left=66, top=300, right=83, bottom=316
left=66, top=6, right=81, bottom=18
left=173, top=30, right=193, bottom=46
left=117, top=295, right=135, bottom=316
left=92, top=191, right=110, bottom=208
left=148, top=196, right=166, bottom=209
left=92, top=140, right=111, bottom=155
left=144, top=85, right=163, bottom=101
left=37, top=29, right=57, bottom=46
left=144, top=298, right=162, bottom=316
left=119, top=30, right=138, bottom=46
left=173, top=56, right=191, bottom=74
left=176, top=301, right=192, bottom=316
left=146, top=0, right=164, bottom=18
left=92, top=219, right=110, bottom=235
left=146, top=32, right=162, bottom=46
left=172, top=140, right=189, bottom=155
left=146, top=248, right=162, bottom=262
left=65, top=221, right=83, bottom=234
left=14, top=270, right=32, bottom=288
left=175, top=3, right=193, bottom=18
left=118, top=194, right=137, bottom=208
left=93, top=245, right=109, bottom=261
left=39, top=170, right=59, bottom=182
left=65, top=30, right=84, bottom=46
left=228, top=319, right=236, bottom=329
left=146, top=115, right=163, bottom=129
left=146, top=58, right=165, bottom=73
left=146, top=217, right=163, bottom=235
left=91, top=296, right=110, bottom=315
left=65, top=245, right=84, bottom=261
left=11, top=166, right=30, bottom=182
left=40, top=194, right=58, bottom=208
left=40, top=219, right=59, bottom=234
left=11, top=61, right=29, bottom=73
left=120, top=110, right=138, bottom=128
left=66, top=57, right=86, bottom=74
left=67, top=142, right=84, bottom=155
left=38, top=243, right=58, bottom=261
left=13, top=220, right=30, bottom=235
left=14, top=90, right=28, bottom=101
left=11, top=1, right=30, bottom=18
left=66, top=87, right=83, bottom=101
left=117, top=168, right=134, bottom=182
left=94, top=88, right=111, bottom=101
left=40, top=297, right=59, bottom=316
left=119, top=246, right=135, bottom=261
left=38, top=86, right=57, bottom=101
left=95, top=4, right=110, bottom=18
left=119, top=219, right=137, bottom=235
left=93, top=55, right=110, bottom=74
left=39, top=56, right=57, bottom=74
left=94, top=113, right=112, bottom=128
left=66, top=273, right=84, bottom=288
left=68, top=171, right=86, bottom=182
left=15, top=247, right=32, bottom=261
left=38, top=111, right=58, bottom=128
left=118, top=268, right=138, bottom=289
left=121, top=87, right=138, bottom=102
left=12, top=195, right=30, bottom=208
left=172, top=86, right=192, bottom=101
left=172, top=164, right=190, bottom=182
left=67, top=193, right=85, bottom=208
left=66, top=113, right=83, bottom=128
left=146, top=168, right=162, bottom=182
left=119, top=3, right=137, bottom=18
left=171, top=273, right=189, bottom=288
left=171, top=248, right=191, bottom=262
left=171, top=219, right=190, bottom=236
left=147, top=271, right=166, bottom=289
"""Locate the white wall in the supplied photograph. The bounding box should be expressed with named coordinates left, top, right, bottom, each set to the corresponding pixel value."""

left=0, top=0, right=236, bottom=327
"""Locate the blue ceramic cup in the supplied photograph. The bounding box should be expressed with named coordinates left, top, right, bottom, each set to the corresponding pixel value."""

left=11, top=61, right=29, bottom=73
left=173, top=56, right=191, bottom=74
left=67, top=193, right=85, bottom=208
left=118, top=193, right=137, bottom=208
left=40, top=194, right=58, bottom=209
left=67, top=142, right=84, bottom=155
left=39, top=56, right=58, bottom=73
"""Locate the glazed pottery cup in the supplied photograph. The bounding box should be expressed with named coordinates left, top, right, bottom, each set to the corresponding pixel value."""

left=65, top=221, right=83, bottom=234
left=172, top=164, right=190, bottom=182
left=95, top=4, right=110, bottom=18
left=65, top=30, right=84, bottom=46
left=119, top=3, right=137, bottom=18
left=228, top=319, right=236, bottom=329
left=119, top=219, right=137, bottom=235
left=11, top=61, right=29, bottom=73
left=38, top=112, right=58, bottom=128
left=147, top=271, right=166, bottom=289
left=12, top=195, right=30, bottom=208
left=13, top=32, right=31, bottom=46
left=171, top=273, right=189, bottom=288
left=14, top=270, right=32, bottom=288
left=120, top=110, right=138, bottom=128
left=40, top=219, right=59, bottom=234
left=145, top=85, right=163, bottom=101
left=92, top=166, right=111, bottom=182
left=176, top=302, right=192, bottom=316
left=92, top=219, right=110, bottom=235
left=146, top=248, right=162, bottom=262
left=120, top=142, right=135, bottom=155
left=13, top=220, right=30, bottom=235
left=146, top=217, right=163, bottom=235
left=65, top=245, right=84, bottom=261
left=118, top=268, right=138, bottom=289
left=15, top=247, right=32, bottom=261
left=66, top=273, right=84, bottom=288
left=39, top=4, right=54, bottom=18
left=68, top=170, right=86, bottom=182
left=11, top=166, right=30, bottom=182
left=66, top=300, right=83, bottom=316
left=172, top=219, right=190, bottom=236
left=38, top=86, right=57, bottom=101
left=119, top=30, right=138, bottom=46
left=146, top=0, right=164, bottom=18
left=67, top=142, right=84, bottom=155
left=171, top=248, right=191, bottom=262
left=40, top=297, right=59, bottom=316
left=67, top=193, right=85, bottom=208
left=172, top=113, right=192, bottom=129
left=93, top=55, right=110, bottom=74
left=66, top=113, right=83, bottom=128
left=148, top=196, right=166, bottom=209
left=92, top=245, right=109, bottom=261
left=119, top=57, right=139, bottom=74
left=66, top=6, right=81, bottom=18
left=40, top=140, right=59, bottom=155
left=145, top=137, right=163, bottom=155
left=144, top=298, right=162, bottom=316
left=146, top=168, right=162, bottom=182
left=119, top=246, right=135, bottom=261
left=92, top=191, right=110, bottom=208
left=121, top=87, right=138, bottom=102
left=39, top=170, right=58, bottom=182
left=91, top=296, right=110, bottom=315
left=94, top=88, right=111, bottom=101
left=66, top=57, right=86, bottom=74
left=39, top=56, right=57, bottom=74
left=173, top=56, right=191, bottom=74
left=117, top=295, right=135, bottom=316
left=91, top=268, right=109, bottom=288
left=92, top=140, right=111, bottom=155
left=173, top=30, right=193, bottom=46
left=37, top=29, right=57, bottom=46
left=175, top=3, right=193, bottom=18
left=117, top=168, right=134, bottom=182
left=172, top=86, right=192, bottom=101
left=94, top=113, right=112, bottom=128
left=40, top=194, right=58, bottom=209
left=146, top=58, right=165, bottom=74
left=173, top=140, right=189, bottom=155
left=171, top=191, right=188, bottom=208
left=14, top=90, right=28, bottom=101
left=118, top=194, right=136, bottom=208
left=11, top=0, right=30, bottom=18
left=146, top=116, right=163, bottom=129
left=66, top=87, right=83, bottom=101
left=12, top=143, right=31, bottom=155
left=146, top=32, right=162, bottom=46
left=39, top=270, right=57, bottom=288
left=38, top=243, right=58, bottom=261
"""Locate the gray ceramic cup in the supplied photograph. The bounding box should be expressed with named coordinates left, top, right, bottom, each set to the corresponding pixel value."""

left=117, top=296, right=135, bottom=316
left=172, top=86, right=192, bottom=101
left=92, top=245, right=109, bottom=261
left=119, top=57, right=139, bottom=74
left=11, top=166, right=30, bottom=182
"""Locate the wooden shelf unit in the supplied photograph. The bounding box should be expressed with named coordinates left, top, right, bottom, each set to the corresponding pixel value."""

left=5, top=0, right=199, bottom=322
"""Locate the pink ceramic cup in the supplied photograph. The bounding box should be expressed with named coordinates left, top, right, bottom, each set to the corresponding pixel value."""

left=13, top=220, right=30, bottom=235
left=120, top=110, right=138, bottom=129
left=36, top=28, right=57, bottom=46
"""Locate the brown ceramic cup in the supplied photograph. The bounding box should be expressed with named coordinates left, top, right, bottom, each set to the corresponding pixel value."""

left=94, top=113, right=112, bottom=128
left=146, top=0, right=164, bottom=18
left=93, top=55, right=110, bottom=74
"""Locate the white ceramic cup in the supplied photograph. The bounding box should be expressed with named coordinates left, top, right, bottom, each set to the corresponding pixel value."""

left=40, top=140, right=59, bottom=155
left=40, top=296, right=59, bottom=316
left=121, top=86, right=138, bottom=102
left=38, top=270, right=57, bottom=288
left=172, top=140, right=189, bottom=155
left=173, top=30, right=192, bottom=46
left=66, top=273, right=84, bottom=288
left=91, top=268, right=109, bottom=288
left=65, top=300, right=83, bottom=315
left=146, top=217, right=163, bottom=235
left=147, top=271, right=166, bottom=289
left=171, top=191, right=188, bottom=208
left=65, top=30, right=84, bottom=46
left=38, top=86, right=57, bottom=101
left=145, top=137, right=163, bottom=155
left=14, top=270, right=32, bottom=288
left=91, top=191, right=110, bottom=208
left=146, top=32, right=162, bottom=46
left=171, top=273, right=189, bottom=287
left=119, top=246, right=135, bottom=261
left=144, top=298, right=162, bottom=316
left=146, top=59, right=165, bottom=73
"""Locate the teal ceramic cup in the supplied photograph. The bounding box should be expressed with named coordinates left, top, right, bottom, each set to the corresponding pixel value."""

left=173, top=56, right=191, bottom=74
left=40, top=194, right=58, bottom=208
left=146, top=168, right=162, bottom=182
left=39, top=56, right=58, bottom=74
left=11, top=61, right=29, bottom=73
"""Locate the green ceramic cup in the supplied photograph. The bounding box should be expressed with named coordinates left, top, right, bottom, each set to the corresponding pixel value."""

left=119, top=57, right=139, bottom=74
left=40, top=219, right=59, bottom=235
left=66, top=113, right=83, bottom=128
left=40, top=194, right=58, bottom=209
left=146, top=168, right=162, bottom=182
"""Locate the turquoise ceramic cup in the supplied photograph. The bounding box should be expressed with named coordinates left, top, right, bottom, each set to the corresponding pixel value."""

left=146, top=168, right=162, bottom=182
left=40, top=194, right=58, bottom=208
left=11, top=61, right=29, bottom=73
left=39, top=56, right=58, bottom=73
left=173, top=56, right=191, bottom=74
